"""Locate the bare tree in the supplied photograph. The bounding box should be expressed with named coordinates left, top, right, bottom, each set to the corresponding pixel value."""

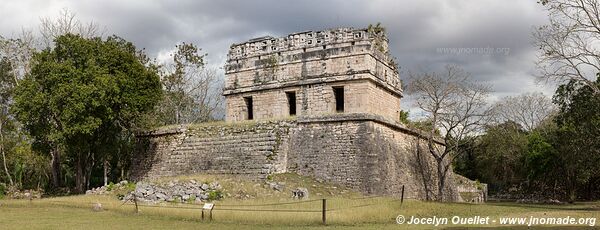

left=408, top=65, right=491, bottom=201
left=39, top=8, right=105, bottom=47
left=1, top=31, right=35, bottom=187
left=491, top=92, right=557, bottom=131
left=534, top=0, right=600, bottom=95
left=0, top=59, right=15, bottom=186
left=158, top=43, right=224, bottom=125
left=0, top=30, right=36, bottom=84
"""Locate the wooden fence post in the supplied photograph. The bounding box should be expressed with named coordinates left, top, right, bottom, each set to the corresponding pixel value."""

left=401, top=185, right=405, bottom=205
left=322, top=199, right=327, bottom=225
left=133, top=193, right=139, bottom=213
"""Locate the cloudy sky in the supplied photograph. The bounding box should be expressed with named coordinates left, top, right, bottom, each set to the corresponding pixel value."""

left=1, top=0, right=554, bottom=114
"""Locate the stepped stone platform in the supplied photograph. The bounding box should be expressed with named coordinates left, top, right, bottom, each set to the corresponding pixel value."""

left=131, top=114, right=485, bottom=202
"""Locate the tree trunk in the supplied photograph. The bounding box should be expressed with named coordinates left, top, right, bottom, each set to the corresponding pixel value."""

left=120, top=162, right=125, bottom=182
left=75, top=154, right=86, bottom=193
left=50, top=146, right=62, bottom=188
left=103, top=160, right=108, bottom=186
left=175, top=105, right=180, bottom=124
left=0, top=125, right=14, bottom=186
left=437, top=159, right=446, bottom=201
left=0, top=140, right=15, bottom=186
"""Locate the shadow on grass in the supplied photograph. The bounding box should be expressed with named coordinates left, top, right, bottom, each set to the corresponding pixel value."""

left=484, top=201, right=600, bottom=211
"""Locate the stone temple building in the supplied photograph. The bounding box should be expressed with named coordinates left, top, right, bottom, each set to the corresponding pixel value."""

left=224, top=27, right=402, bottom=122
left=131, top=27, right=487, bottom=202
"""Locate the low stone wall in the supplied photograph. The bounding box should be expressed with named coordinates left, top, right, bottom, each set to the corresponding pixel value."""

left=131, top=114, right=482, bottom=201
left=288, top=114, right=456, bottom=200
left=454, top=174, right=488, bottom=203
left=131, top=120, right=294, bottom=180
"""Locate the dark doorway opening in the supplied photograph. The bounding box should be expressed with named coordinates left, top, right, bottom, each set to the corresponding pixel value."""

left=286, top=91, right=297, bottom=116
left=244, top=96, right=253, bottom=120
left=333, top=87, right=344, bottom=112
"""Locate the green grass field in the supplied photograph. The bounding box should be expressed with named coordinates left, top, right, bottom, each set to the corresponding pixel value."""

left=1, top=174, right=599, bottom=229
left=1, top=195, right=599, bottom=229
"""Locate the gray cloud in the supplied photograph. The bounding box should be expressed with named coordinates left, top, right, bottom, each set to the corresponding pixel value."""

left=1, top=0, right=554, bottom=110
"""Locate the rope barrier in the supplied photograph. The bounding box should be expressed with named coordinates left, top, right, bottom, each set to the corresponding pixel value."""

left=124, top=203, right=204, bottom=210
left=44, top=197, right=380, bottom=214
left=123, top=203, right=322, bottom=212
left=214, top=199, right=321, bottom=207
left=213, top=208, right=321, bottom=213
left=348, top=195, right=383, bottom=200
left=326, top=203, right=378, bottom=212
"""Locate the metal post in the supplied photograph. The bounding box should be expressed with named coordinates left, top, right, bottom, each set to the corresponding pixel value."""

left=401, top=185, right=405, bottom=205
left=322, top=199, right=327, bottom=225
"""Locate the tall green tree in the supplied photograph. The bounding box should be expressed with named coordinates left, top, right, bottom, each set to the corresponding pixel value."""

left=552, top=77, right=600, bottom=201
left=12, top=34, right=161, bottom=192
left=475, top=121, right=528, bottom=192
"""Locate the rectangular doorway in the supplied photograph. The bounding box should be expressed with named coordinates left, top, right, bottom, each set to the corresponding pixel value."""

left=244, top=96, right=253, bottom=120
left=333, top=86, right=344, bottom=112
left=286, top=91, right=296, bottom=116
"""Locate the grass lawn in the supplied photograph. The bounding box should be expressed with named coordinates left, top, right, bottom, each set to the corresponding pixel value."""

left=1, top=195, right=599, bottom=229
left=1, top=174, right=598, bottom=229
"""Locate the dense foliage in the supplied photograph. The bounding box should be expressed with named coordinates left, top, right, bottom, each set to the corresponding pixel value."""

left=11, top=34, right=161, bottom=192
left=454, top=78, right=600, bottom=201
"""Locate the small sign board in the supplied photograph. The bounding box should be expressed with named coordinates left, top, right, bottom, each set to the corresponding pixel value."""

left=202, top=203, right=214, bottom=210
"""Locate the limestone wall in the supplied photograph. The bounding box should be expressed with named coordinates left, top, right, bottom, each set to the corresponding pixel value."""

left=225, top=80, right=399, bottom=121
left=131, top=115, right=479, bottom=201
left=131, top=121, right=294, bottom=180
left=287, top=114, right=456, bottom=200
left=223, top=27, right=402, bottom=122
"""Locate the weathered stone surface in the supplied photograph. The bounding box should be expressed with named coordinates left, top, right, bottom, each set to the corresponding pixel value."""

left=292, top=187, right=309, bottom=199
left=130, top=113, right=483, bottom=202
left=267, top=182, right=285, bottom=191
left=455, top=174, right=488, bottom=203
left=92, top=203, right=103, bottom=212
left=129, top=27, right=487, bottom=203
left=121, top=180, right=222, bottom=204
left=224, top=27, right=402, bottom=122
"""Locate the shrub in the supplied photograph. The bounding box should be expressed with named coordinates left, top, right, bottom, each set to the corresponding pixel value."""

left=106, top=182, right=115, bottom=191
left=188, top=195, right=196, bottom=203
left=208, top=190, right=222, bottom=201
left=125, top=182, right=136, bottom=191
left=475, top=180, right=484, bottom=191
left=0, top=183, right=6, bottom=199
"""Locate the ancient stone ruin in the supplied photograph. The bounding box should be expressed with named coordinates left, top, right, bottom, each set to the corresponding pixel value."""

left=224, top=27, right=401, bottom=122
left=131, top=27, right=486, bottom=202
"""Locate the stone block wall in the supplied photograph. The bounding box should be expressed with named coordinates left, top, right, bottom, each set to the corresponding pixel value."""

left=131, top=121, right=294, bottom=180
left=287, top=114, right=456, bottom=200
left=131, top=114, right=483, bottom=201
left=225, top=80, right=400, bottom=121
left=224, top=27, right=403, bottom=122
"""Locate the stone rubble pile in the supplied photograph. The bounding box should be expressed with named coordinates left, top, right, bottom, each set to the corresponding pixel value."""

left=516, top=198, right=563, bottom=204
left=292, top=187, right=309, bottom=199
left=127, top=180, right=222, bottom=204
left=5, top=189, right=43, bottom=199
left=86, top=179, right=223, bottom=204
left=86, top=180, right=131, bottom=195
